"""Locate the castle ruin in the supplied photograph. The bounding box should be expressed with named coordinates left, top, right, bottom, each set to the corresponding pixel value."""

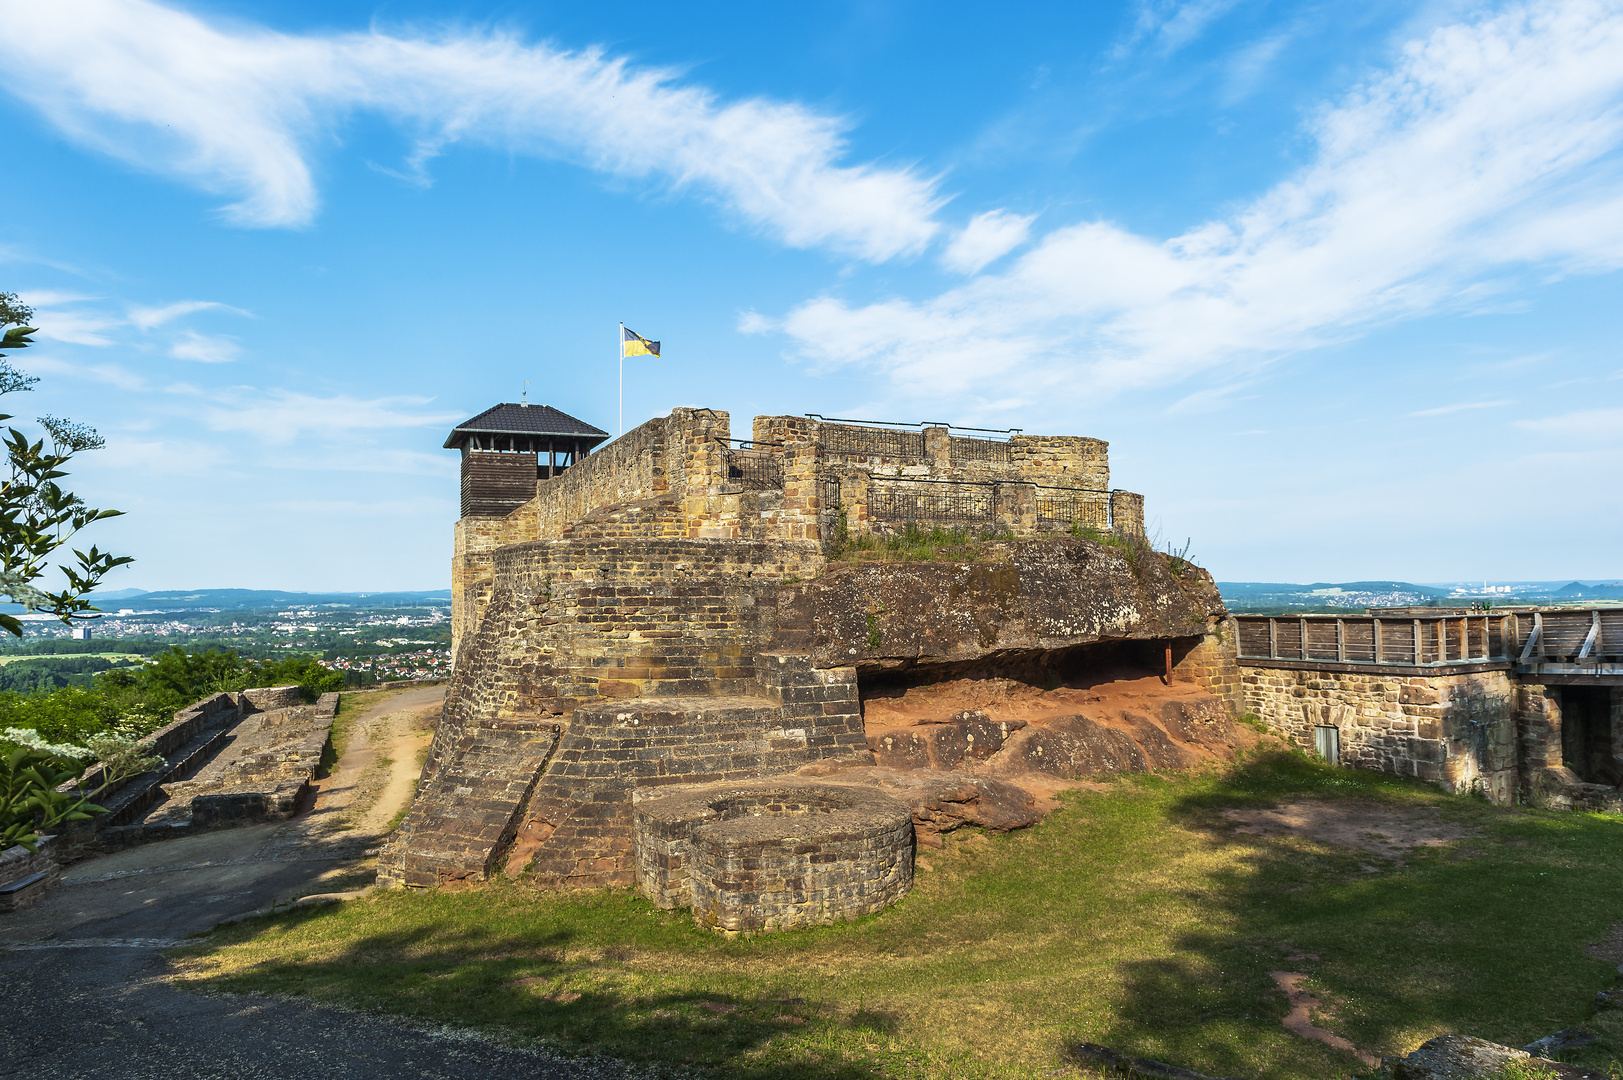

left=379, top=405, right=1245, bottom=931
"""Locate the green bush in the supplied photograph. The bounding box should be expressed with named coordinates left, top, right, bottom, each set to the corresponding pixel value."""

left=0, top=646, right=343, bottom=761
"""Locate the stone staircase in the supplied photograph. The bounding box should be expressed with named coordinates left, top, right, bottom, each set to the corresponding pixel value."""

left=379, top=653, right=869, bottom=890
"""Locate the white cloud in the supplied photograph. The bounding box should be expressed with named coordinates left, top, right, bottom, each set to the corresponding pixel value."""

left=130, top=299, right=243, bottom=330
left=186, top=387, right=463, bottom=446
left=941, top=210, right=1036, bottom=274
left=0, top=0, right=943, bottom=261
left=168, top=330, right=239, bottom=363
left=775, top=0, right=1623, bottom=406
left=1407, top=399, right=1512, bottom=417
left=1515, top=406, right=1623, bottom=442
left=1121, top=0, right=1246, bottom=56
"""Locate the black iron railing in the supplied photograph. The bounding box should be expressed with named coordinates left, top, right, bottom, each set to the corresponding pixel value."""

left=721, top=441, right=783, bottom=491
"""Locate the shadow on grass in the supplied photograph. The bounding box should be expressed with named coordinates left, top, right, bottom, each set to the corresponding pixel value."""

left=178, top=895, right=908, bottom=1080
left=1088, top=752, right=1623, bottom=1079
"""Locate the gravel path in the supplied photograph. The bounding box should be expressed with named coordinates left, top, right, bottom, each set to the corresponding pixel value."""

left=0, top=687, right=640, bottom=1080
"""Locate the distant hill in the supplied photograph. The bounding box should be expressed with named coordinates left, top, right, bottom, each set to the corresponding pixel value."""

left=1219, top=580, right=1449, bottom=600
left=1218, top=580, right=1451, bottom=613
left=1556, top=581, right=1623, bottom=599
left=4, top=587, right=451, bottom=615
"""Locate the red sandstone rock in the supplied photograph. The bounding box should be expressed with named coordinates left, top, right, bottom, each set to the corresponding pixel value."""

left=809, top=765, right=1043, bottom=845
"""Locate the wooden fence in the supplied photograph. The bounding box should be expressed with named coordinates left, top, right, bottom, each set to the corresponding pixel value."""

left=1234, top=609, right=1623, bottom=670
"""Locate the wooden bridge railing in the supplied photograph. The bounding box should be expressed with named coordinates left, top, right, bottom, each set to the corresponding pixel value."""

left=1234, top=609, right=1623, bottom=670
left=1235, top=613, right=1508, bottom=666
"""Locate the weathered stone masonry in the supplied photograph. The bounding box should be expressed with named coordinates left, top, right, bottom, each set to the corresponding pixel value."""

left=386, top=403, right=1234, bottom=931
left=1236, top=611, right=1623, bottom=809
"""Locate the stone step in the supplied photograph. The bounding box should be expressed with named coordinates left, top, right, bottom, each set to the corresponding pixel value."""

left=376, top=718, right=562, bottom=889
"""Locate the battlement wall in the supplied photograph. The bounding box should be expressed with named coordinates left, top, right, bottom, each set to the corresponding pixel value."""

left=451, top=408, right=1149, bottom=656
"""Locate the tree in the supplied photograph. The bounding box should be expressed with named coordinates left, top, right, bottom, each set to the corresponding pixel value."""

left=0, top=291, right=132, bottom=637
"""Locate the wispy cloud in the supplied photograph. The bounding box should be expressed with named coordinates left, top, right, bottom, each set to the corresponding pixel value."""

left=1121, top=0, right=1246, bottom=56
left=770, top=0, right=1623, bottom=409
left=1516, top=405, right=1623, bottom=442
left=185, top=387, right=463, bottom=446
left=0, top=0, right=944, bottom=261
left=168, top=330, right=239, bottom=364
left=1408, top=399, right=1512, bottom=417
left=129, top=299, right=245, bottom=330
left=942, top=210, right=1036, bottom=275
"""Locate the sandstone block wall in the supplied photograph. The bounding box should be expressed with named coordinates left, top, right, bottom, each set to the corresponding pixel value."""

left=633, top=780, right=913, bottom=934
left=1242, top=664, right=1519, bottom=802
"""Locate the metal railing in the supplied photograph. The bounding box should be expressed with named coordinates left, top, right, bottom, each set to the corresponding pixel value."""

left=719, top=440, right=783, bottom=491
left=950, top=435, right=1011, bottom=466
left=869, top=482, right=995, bottom=525
left=1034, top=485, right=1109, bottom=531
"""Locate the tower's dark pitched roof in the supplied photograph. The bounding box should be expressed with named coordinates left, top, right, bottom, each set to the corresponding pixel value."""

left=443, top=404, right=609, bottom=449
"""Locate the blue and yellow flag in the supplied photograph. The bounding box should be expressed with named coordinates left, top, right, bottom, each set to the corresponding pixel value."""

left=621, top=326, right=660, bottom=358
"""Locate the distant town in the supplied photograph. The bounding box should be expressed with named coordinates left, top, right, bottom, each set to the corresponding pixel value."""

left=0, top=587, right=453, bottom=687
left=1219, top=578, right=1623, bottom=614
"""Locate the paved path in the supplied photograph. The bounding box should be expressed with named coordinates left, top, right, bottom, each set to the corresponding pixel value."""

left=0, top=687, right=637, bottom=1080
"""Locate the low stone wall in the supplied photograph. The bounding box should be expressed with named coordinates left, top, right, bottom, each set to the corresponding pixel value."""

left=0, top=837, right=60, bottom=913
left=633, top=780, right=913, bottom=934
left=1241, top=663, right=1519, bottom=802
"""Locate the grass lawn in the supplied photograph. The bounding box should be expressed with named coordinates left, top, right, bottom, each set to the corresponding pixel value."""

left=169, top=752, right=1623, bottom=1079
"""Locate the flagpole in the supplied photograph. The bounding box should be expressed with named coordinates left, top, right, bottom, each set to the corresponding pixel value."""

left=618, top=321, right=624, bottom=437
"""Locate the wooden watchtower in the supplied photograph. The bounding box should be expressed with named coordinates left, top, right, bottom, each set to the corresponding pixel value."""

left=444, top=403, right=608, bottom=518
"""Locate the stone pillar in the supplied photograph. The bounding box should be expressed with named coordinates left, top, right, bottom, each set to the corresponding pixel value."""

left=834, top=468, right=871, bottom=542
left=674, top=407, right=736, bottom=538
left=923, top=426, right=951, bottom=471
left=993, top=482, right=1036, bottom=536
left=755, top=415, right=822, bottom=542
left=1110, top=490, right=1145, bottom=539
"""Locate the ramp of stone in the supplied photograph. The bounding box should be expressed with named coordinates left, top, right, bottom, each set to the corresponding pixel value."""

left=633, top=780, right=913, bottom=934
left=376, top=718, right=560, bottom=888
left=517, top=695, right=827, bottom=889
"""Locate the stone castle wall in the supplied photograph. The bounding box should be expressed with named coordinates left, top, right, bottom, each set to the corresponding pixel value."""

left=1241, top=663, right=1520, bottom=803
left=452, top=409, right=1150, bottom=654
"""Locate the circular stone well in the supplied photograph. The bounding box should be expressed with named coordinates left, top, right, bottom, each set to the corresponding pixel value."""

left=632, top=781, right=914, bottom=934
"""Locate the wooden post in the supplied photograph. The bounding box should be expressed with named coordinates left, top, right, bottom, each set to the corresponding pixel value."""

left=1300, top=617, right=1309, bottom=660
left=1269, top=618, right=1278, bottom=659
left=1164, top=646, right=1173, bottom=686
left=1373, top=618, right=1384, bottom=663
left=1337, top=618, right=1346, bottom=662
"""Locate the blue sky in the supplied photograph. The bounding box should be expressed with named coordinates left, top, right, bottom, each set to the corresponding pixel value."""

left=2, top=0, right=1620, bottom=591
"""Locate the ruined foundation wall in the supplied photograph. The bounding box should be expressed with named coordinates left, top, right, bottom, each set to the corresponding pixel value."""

left=1242, top=664, right=1519, bottom=803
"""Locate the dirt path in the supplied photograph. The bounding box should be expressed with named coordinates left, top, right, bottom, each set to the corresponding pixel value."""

left=1, top=684, right=446, bottom=945
left=0, top=685, right=631, bottom=1079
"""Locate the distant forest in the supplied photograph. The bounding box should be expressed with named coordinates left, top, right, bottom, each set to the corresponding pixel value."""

left=0, top=654, right=147, bottom=693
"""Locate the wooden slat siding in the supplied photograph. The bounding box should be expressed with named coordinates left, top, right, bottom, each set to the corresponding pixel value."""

left=1541, top=611, right=1593, bottom=655
left=1238, top=621, right=1272, bottom=658
left=1344, top=620, right=1375, bottom=662
left=1381, top=619, right=1408, bottom=663
left=1602, top=610, right=1623, bottom=657
left=461, top=450, right=539, bottom=518
left=1306, top=619, right=1333, bottom=661
left=1275, top=619, right=1302, bottom=658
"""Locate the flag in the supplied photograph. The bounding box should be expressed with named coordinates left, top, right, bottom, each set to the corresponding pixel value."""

left=621, top=326, right=660, bottom=358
